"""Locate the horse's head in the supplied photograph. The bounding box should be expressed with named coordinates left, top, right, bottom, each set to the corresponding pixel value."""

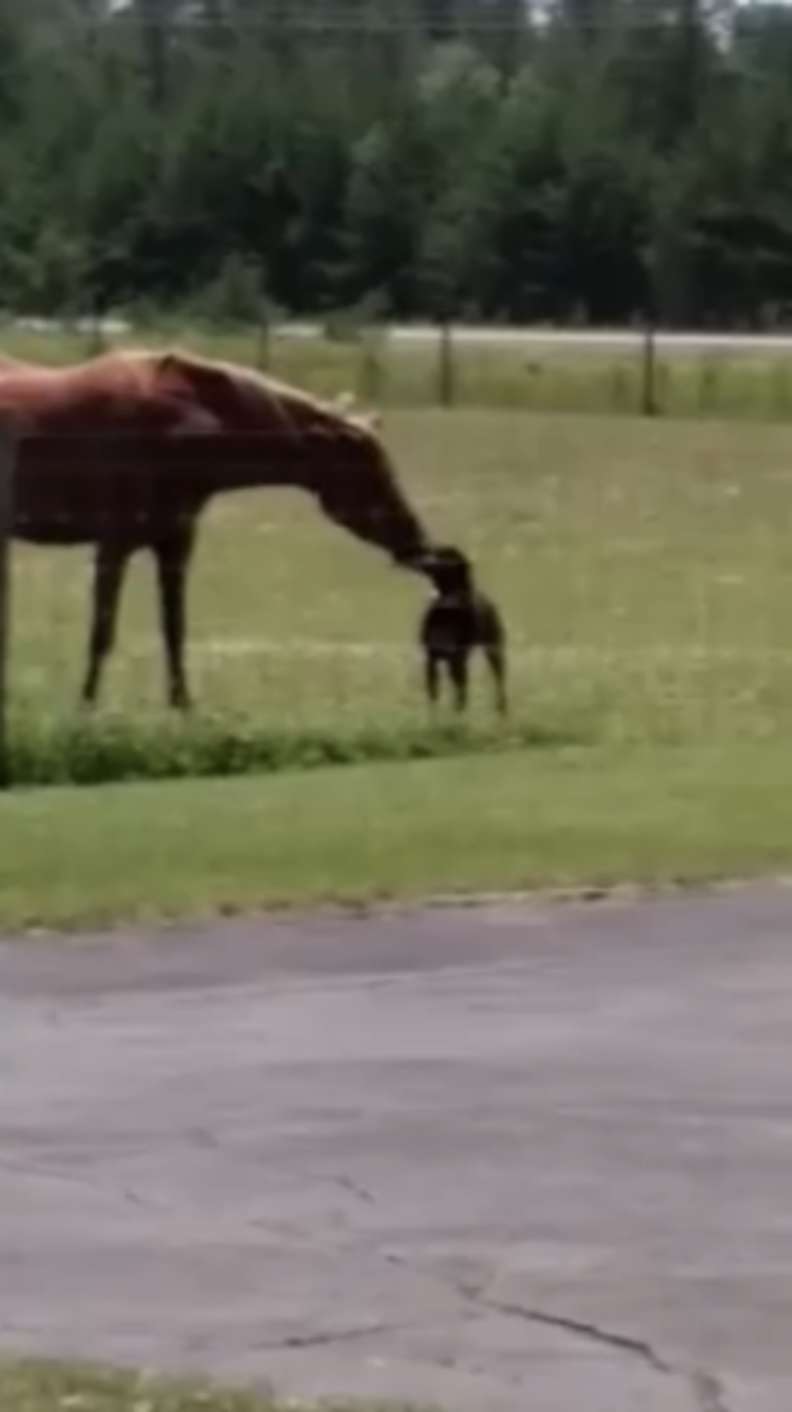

left=154, top=350, right=430, bottom=565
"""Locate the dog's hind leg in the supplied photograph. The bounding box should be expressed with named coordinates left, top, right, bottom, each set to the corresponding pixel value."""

left=485, top=643, right=508, bottom=716
left=424, top=652, right=441, bottom=707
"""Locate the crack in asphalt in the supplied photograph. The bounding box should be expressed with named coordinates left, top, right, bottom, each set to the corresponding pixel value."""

left=380, top=1252, right=675, bottom=1381
left=467, top=1290, right=672, bottom=1374
left=329, top=1173, right=376, bottom=1205
left=465, top=1290, right=733, bottom=1412
left=380, top=1258, right=733, bottom=1412
left=253, top=1322, right=403, bottom=1352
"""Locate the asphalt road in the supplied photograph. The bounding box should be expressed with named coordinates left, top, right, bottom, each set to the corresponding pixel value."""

left=2, top=885, right=792, bottom=1411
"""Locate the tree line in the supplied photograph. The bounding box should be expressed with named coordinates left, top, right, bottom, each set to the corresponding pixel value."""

left=2, top=0, right=792, bottom=328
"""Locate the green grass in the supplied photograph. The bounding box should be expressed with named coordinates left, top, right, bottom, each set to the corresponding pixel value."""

left=2, top=742, right=792, bottom=929
left=0, top=1359, right=414, bottom=1412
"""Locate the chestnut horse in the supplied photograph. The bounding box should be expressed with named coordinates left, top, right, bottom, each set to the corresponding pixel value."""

left=0, top=349, right=431, bottom=708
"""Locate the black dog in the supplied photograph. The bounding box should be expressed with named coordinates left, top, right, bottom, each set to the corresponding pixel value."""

left=418, top=546, right=507, bottom=715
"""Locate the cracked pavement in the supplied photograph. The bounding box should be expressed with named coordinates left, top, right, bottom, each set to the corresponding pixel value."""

left=3, top=884, right=792, bottom=1410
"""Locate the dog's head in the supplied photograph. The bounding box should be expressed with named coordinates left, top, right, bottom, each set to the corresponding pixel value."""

left=414, top=544, right=473, bottom=595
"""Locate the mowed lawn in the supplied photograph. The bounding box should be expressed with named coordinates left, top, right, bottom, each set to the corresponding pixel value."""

left=5, top=744, right=792, bottom=929
left=12, top=409, right=792, bottom=746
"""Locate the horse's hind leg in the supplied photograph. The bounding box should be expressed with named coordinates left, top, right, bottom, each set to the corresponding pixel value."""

left=82, top=541, right=129, bottom=705
left=155, top=527, right=195, bottom=710
left=485, top=643, right=508, bottom=716
left=448, top=652, right=469, bottom=712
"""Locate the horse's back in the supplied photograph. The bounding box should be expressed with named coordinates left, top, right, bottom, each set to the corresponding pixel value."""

left=0, top=352, right=165, bottom=433
left=0, top=346, right=367, bottom=440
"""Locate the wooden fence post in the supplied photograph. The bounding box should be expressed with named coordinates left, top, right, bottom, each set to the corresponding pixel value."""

left=438, top=319, right=455, bottom=407
left=257, top=297, right=271, bottom=371
left=0, top=423, right=16, bottom=787
left=359, top=326, right=385, bottom=406
left=641, top=319, right=658, bottom=416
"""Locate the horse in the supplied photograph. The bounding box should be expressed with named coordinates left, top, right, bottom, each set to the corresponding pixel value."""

left=0, top=348, right=432, bottom=708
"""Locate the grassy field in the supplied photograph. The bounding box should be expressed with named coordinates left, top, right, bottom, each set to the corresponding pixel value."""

left=8, top=405, right=792, bottom=781
left=0, top=1359, right=405, bottom=1412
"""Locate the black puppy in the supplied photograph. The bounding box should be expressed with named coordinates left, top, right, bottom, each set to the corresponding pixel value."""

left=418, top=546, right=507, bottom=715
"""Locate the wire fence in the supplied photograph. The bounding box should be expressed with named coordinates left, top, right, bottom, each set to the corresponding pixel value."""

left=276, top=322, right=792, bottom=421
left=10, top=319, right=792, bottom=421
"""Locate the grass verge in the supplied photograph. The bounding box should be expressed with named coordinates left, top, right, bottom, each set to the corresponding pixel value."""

left=2, top=742, right=792, bottom=931
left=0, top=1358, right=408, bottom=1412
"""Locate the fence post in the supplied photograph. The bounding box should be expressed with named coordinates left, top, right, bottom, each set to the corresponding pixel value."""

left=438, top=318, right=455, bottom=407
left=359, top=325, right=385, bottom=407
left=84, top=288, right=106, bottom=357
left=0, top=423, right=16, bottom=787
left=256, top=296, right=271, bottom=371
left=640, top=319, right=658, bottom=416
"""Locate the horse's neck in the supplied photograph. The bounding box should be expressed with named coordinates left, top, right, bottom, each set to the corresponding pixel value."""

left=181, top=435, right=313, bottom=497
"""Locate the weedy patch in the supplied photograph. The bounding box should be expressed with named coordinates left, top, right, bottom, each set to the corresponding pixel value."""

left=0, top=1359, right=423, bottom=1412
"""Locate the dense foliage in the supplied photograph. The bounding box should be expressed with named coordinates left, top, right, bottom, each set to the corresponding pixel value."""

left=2, top=0, right=792, bottom=327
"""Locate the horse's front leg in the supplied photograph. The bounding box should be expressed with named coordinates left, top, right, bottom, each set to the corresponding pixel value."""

left=82, top=541, right=129, bottom=706
left=155, top=526, right=195, bottom=710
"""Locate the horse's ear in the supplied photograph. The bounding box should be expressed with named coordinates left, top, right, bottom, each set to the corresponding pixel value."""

left=156, top=350, right=237, bottom=413
left=156, top=350, right=198, bottom=395
left=158, top=350, right=189, bottom=378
